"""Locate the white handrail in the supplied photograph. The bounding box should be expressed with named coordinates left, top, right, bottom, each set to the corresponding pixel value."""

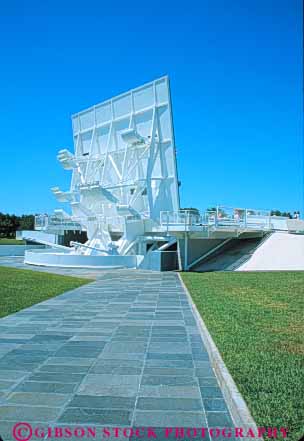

left=160, top=207, right=289, bottom=233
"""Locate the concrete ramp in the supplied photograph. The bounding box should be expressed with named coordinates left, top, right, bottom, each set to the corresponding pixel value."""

left=193, top=237, right=266, bottom=272
left=192, top=232, right=304, bottom=272
left=237, top=232, right=304, bottom=271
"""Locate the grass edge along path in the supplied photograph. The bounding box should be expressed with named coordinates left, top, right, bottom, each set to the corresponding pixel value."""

left=181, top=271, right=304, bottom=441
left=0, top=238, right=26, bottom=245
left=0, top=266, right=92, bottom=318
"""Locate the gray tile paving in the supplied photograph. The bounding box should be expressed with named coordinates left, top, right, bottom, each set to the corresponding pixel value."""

left=141, top=375, right=197, bottom=386
left=206, top=411, right=234, bottom=427
left=138, top=385, right=202, bottom=398
left=6, top=392, right=71, bottom=406
left=38, top=364, right=90, bottom=374
left=0, top=370, right=28, bottom=381
left=203, top=398, right=229, bottom=412
left=0, top=380, right=15, bottom=390
left=200, top=386, right=224, bottom=398
left=15, top=381, right=78, bottom=393
left=68, top=395, right=135, bottom=409
left=0, top=404, right=61, bottom=421
left=27, top=372, right=85, bottom=383
left=58, top=407, right=132, bottom=425
left=0, top=261, right=235, bottom=435
left=136, top=397, right=202, bottom=411
left=133, top=410, right=207, bottom=426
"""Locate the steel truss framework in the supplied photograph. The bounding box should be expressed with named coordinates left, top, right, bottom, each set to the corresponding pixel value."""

left=52, top=76, right=180, bottom=255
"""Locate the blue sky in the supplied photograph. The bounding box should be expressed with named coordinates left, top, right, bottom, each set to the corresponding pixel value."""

left=0, top=0, right=302, bottom=215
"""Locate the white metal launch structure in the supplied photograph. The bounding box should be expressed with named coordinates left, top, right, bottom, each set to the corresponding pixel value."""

left=64, top=74, right=180, bottom=254
left=25, top=77, right=181, bottom=269
left=24, top=76, right=303, bottom=271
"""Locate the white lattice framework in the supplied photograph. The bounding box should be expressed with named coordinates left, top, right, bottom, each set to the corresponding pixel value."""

left=52, top=76, right=180, bottom=255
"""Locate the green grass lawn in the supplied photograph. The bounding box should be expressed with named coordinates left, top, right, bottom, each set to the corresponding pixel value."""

left=0, top=238, right=26, bottom=245
left=181, top=271, right=304, bottom=441
left=0, top=267, right=92, bottom=318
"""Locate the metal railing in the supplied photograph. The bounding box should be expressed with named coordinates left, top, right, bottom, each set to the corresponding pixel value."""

left=160, top=206, right=287, bottom=232
left=160, top=210, right=203, bottom=227
left=35, top=214, right=82, bottom=231
left=35, top=213, right=125, bottom=232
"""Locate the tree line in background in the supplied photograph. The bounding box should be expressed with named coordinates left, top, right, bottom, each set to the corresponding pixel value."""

left=0, top=213, right=34, bottom=238
left=270, top=210, right=293, bottom=218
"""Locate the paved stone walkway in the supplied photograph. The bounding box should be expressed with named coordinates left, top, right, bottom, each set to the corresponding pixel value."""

left=0, top=264, right=234, bottom=440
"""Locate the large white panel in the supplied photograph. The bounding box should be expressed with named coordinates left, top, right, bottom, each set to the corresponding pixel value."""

left=158, top=107, right=171, bottom=141
left=164, top=142, right=174, bottom=176
left=133, top=85, right=154, bottom=111
left=95, top=102, right=112, bottom=125
left=156, top=78, right=169, bottom=104
left=70, top=76, right=180, bottom=221
left=79, top=110, right=94, bottom=131
left=113, top=94, right=132, bottom=118
left=72, top=116, right=80, bottom=133
left=80, top=131, right=92, bottom=154
left=114, top=118, right=131, bottom=150
left=96, top=126, right=110, bottom=154
left=134, top=110, right=153, bottom=137
left=152, top=154, right=162, bottom=178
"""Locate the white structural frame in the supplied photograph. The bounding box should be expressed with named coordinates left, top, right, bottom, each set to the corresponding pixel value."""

left=51, top=76, right=180, bottom=257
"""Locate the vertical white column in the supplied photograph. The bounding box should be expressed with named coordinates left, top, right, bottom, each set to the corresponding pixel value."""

left=184, top=232, right=188, bottom=271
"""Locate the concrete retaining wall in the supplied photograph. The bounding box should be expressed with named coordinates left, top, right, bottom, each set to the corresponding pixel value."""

left=24, top=250, right=137, bottom=268
left=178, top=237, right=224, bottom=270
